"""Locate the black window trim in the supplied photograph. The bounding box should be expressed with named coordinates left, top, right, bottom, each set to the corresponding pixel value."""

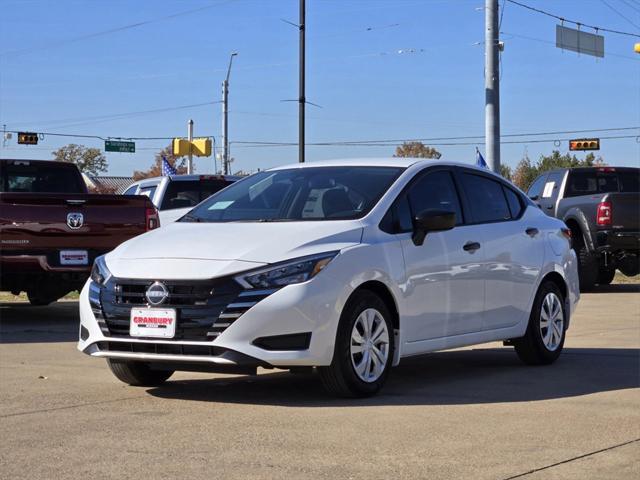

left=379, top=165, right=467, bottom=235
left=453, top=167, right=528, bottom=226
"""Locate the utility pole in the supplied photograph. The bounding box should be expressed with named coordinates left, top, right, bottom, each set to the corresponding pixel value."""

left=299, top=0, right=305, bottom=163
left=485, top=0, right=501, bottom=173
left=187, top=119, right=194, bottom=174
left=222, top=52, right=238, bottom=175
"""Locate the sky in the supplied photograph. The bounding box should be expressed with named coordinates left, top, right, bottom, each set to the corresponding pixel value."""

left=1, top=0, right=639, bottom=176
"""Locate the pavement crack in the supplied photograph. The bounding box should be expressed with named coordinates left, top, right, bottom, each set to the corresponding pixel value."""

left=0, top=396, right=143, bottom=419
left=500, top=438, right=640, bottom=480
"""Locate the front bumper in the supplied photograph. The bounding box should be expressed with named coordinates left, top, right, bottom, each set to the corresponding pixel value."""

left=77, top=269, right=343, bottom=369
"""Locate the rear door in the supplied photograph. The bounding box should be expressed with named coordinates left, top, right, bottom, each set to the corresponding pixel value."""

left=395, top=167, right=486, bottom=343
left=457, top=170, right=545, bottom=331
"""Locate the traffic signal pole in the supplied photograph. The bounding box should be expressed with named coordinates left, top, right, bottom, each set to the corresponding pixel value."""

left=485, top=0, right=501, bottom=173
left=299, top=0, right=305, bottom=163
left=222, top=52, right=237, bottom=175
left=187, top=119, right=193, bottom=174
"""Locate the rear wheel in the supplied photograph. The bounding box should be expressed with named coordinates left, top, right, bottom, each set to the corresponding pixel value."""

left=27, top=291, right=57, bottom=306
left=318, top=290, right=394, bottom=397
left=575, top=240, right=598, bottom=292
left=597, top=267, right=616, bottom=285
left=107, top=359, right=173, bottom=386
left=514, top=281, right=566, bottom=365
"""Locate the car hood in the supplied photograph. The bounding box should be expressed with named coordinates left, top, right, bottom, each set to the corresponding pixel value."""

left=106, top=220, right=364, bottom=278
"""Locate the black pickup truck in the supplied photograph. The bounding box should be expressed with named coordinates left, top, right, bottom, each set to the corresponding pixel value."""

left=527, top=166, right=639, bottom=290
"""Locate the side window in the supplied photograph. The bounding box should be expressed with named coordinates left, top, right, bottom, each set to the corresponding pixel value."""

left=406, top=170, right=463, bottom=226
left=139, top=186, right=157, bottom=203
left=527, top=175, right=547, bottom=199
left=503, top=186, right=523, bottom=218
left=541, top=172, right=564, bottom=199
left=123, top=185, right=138, bottom=195
left=461, top=173, right=511, bottom=223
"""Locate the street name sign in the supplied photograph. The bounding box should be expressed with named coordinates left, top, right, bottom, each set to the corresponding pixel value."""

left=105, top=140, right=135, bottom=153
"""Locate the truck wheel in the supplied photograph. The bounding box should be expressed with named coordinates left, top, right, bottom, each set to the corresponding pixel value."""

left=598, top=268, right=616, bottom=285
left=107, top=359, right=173, bottom=386
left=575, top=242, right=598, bottom=292
left=27, top=291, right=56, bottom=306
left=318, top=290, right=394, bottom=398
left=513, top=281, right=566, bottom=365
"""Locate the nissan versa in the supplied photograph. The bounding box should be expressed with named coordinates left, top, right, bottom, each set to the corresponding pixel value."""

left=78, top=159, right=580, bottom=397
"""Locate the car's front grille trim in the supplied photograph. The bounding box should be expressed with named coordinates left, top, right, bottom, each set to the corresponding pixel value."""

left=96, top=276, right=278, bottom=342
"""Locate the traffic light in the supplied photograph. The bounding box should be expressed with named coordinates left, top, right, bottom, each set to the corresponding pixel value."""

left=569, top=138, right=600, bottom=151
left=17, top=132, right=38, bottom=145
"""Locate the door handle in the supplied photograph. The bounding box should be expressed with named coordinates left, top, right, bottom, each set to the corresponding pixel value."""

left=526, top=227, right=539, bottom=237
left=463, top=241, right=481, bottom=252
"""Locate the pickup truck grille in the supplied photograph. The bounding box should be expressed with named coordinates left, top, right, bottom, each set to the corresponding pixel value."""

left=96, top=277, right=275, bottom=342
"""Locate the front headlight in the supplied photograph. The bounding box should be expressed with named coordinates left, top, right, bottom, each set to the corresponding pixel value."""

left=90, top=255, right=112, bottom=285
left=235, top=251, right=338, bottom=289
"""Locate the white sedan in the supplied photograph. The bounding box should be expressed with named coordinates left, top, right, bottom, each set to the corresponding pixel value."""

left=79, top=159, right=579, bottom=397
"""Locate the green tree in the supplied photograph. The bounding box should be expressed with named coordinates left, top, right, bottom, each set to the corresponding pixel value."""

left=394, top=141, right=442, bottom=159
left=52, top=144, right=107, bottom=176
left=499, top=164, right=512, bottom=181
left=133, top=146, right=187, bottom=180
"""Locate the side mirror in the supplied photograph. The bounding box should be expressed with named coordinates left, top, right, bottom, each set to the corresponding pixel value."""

left=412, top=209, right=456, bottom=246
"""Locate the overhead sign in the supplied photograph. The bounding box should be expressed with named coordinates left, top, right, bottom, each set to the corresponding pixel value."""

left=105, top=140, right=135, bottom=153
left=556, top=25, right=604, bottom=58
left=569, top=138, right=600, bottom=151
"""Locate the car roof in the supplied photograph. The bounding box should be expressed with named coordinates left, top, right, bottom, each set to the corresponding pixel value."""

left=269, top=158, right=502, bottom=175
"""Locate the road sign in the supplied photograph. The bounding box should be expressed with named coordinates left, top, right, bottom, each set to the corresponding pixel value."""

left=569, top=138, right=600, bottom=151
left=105, top=140, right=135, bottom=153
left=556, top=25, right=604, bottom=58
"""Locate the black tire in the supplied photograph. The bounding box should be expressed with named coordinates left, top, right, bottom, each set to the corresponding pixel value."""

left=107, top=359, right=173, bottom=386
left=597, top=268, right=616, bottom=285
left=575, top=241, right=598, bottom=292
left=318, top=290, right=395, bottom=398
left=27, top=291, right=56, bottom=306
left=514, top=281, right=566, bottom=365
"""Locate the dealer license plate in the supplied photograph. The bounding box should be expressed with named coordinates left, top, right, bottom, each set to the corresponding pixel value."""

left=60, top=250, right=88, bottom=265
left=130, top=308, right=176, bottom=338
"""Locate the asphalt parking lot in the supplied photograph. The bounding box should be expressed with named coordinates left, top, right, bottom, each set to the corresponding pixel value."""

left=1, top=285, right=638, bottom=480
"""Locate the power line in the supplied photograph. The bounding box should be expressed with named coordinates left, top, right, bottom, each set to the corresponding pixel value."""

left=506, top=0, right=640, bottom=38
left=600, top=0, right=640, bottom=30
left=231, top=134, right=639, bottom=148
left=5, top=101, right=222, bottom=130
left=0, top=0, right=236, bottom=57
left=232, top=127, right=639, bottom=146
left=617, top=0, right=640, bottom=14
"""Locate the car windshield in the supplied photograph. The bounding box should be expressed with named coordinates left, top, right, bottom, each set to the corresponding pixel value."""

left=182, top=166, right=404, bottom=222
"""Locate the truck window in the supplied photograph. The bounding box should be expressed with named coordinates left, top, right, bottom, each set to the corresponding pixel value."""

left=123, top=185, right=138, bottom=195
left=139, top=186, right=157, bottom=201
left=526, top=175, right=547, bottom=199
left=160, top=179, right=232, bottom=211
left=1, top=163, right=84, bottom=193
left=565, top=170, right=639, bottom=197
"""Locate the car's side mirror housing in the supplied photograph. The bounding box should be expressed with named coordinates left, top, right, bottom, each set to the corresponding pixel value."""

left=412, top=209, right=456, bottom=246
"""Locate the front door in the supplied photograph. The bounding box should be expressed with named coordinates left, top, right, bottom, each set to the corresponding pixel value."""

left=395, top=169, right=485, bottom=343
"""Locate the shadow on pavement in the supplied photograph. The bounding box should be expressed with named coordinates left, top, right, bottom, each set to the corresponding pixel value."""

left=147, top=347, right=640, bottom=407
left=589, top=283, right=640, bottom=294
left=0, top=301, right=79, bottom=343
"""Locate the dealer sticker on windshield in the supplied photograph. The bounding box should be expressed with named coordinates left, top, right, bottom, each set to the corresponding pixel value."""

left=130, top=308, right=176, bottom=338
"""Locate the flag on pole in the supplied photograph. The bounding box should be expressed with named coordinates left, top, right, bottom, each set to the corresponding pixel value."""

left=475, top=148, right=488, bottom=169
left=162, top=156, right=177, bottom=176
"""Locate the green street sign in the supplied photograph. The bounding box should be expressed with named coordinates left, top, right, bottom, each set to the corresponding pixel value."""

left=105, top=140, right=135, bottom=153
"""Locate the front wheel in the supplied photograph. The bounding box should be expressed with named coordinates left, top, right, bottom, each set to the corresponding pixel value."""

left=107, top=359, right=173, bottom=386
left=513, top=281, right=566, bottom=365
left=318, top=290, right=394, bottom=397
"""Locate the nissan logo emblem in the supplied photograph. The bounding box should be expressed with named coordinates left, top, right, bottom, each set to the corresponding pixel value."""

left=145, top=281, right=169, bottom=305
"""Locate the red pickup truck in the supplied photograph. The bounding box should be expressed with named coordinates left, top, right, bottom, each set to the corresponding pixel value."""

left=0, top=159, right=159, bottom=305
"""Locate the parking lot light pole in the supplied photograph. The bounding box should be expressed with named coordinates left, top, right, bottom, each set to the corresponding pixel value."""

left=187, top=119, right=193, bottom=174
left=222, top=52, right=238, bottom=175
left=299, top=0, right=305, bottom=163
